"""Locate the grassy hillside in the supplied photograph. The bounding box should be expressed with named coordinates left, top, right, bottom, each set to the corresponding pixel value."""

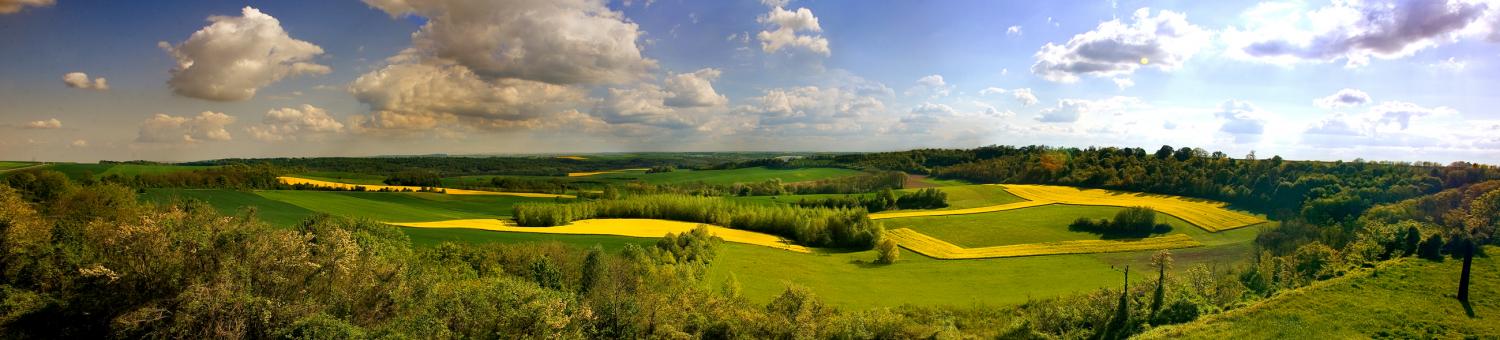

left=42, top=163, right=115, bottom=180
left=932, top=184, right=1026, bottom=209
left=1142, top=248, right=1500, bottom=339
left=255, top=190, right=555, bottom=222
left=0, top=161, right=36, bottom=171
left=140, top=188, right=317, bottom=227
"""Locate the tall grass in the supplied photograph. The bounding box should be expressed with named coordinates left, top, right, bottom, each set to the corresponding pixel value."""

left=515, top=195, right=882, bottom=249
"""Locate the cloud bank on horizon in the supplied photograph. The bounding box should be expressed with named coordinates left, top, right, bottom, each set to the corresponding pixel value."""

left=1, top=0, right=1499, bottom=163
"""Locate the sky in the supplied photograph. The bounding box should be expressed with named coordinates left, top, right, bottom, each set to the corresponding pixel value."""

left=1, top=0, right=1498, bottom=163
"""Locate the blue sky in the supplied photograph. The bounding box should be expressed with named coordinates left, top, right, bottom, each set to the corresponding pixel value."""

left=1, top=0, right=1497, bottom=163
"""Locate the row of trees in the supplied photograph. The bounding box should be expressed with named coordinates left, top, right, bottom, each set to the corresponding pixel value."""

left=793, top=187, right=949, bottom=213
left=382, top=170, right=441, bottom=187
left=514, top=195, right=883, bottom=248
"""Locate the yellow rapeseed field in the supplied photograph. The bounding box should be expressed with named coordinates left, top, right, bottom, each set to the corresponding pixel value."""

left=869, top=200, right=1054, bottom=220
left=566, top=168, right=651, bottom=177
left=1000, top=184, right=1265, bottom=232
left=277, top=176, right=575, bottom=198
left=884, top=228, right=1202, bottom=260
left=391, top=218, right=813, bottom=253
left=555, top=156, right=588, bottom=160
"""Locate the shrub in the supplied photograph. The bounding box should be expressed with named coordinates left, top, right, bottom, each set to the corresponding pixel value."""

left=1418, top=234, right=1444, bottom=260
left=875, top=238, right=899, bottom=264
left=1068, top=207, right=1171, bottom=237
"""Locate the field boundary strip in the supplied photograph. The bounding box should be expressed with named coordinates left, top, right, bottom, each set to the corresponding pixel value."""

left=999, top=184, right=1266, bottom=232
left=390, top=218, right=813, bottom=253
left=566, top=168, right=650, bottom=177
left=885, top=228, right=1202, bottom=260
left=277, top=176, right=575, bottom=198
left=869, top=200, right=1055, bottom=220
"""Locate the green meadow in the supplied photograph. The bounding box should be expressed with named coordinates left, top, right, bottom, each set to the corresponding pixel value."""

left=253, top=190, right=557, bottom=222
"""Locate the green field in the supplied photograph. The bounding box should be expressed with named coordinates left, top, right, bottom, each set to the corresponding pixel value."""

left=1143, top=248, right=1500, bottom=339
left=38, top=163, right=115, bottom=180
left=140, top=188, right=317, bottom=227
left=892, top=204, right=1260, bottom=248
left=254, top=190, right=556, bottom=222
left=99, top=164, right=214, bottom=177
left=926, top=184, right=1026, bottom=209
left=0, top=161, right=37, bottom=171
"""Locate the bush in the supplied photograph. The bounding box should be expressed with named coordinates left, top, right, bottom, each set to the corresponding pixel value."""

left=875, top=238, right=899, bottom=264
left=1152, top=299, right=1200, bottom=325
left=1068, top=207, right=1171, bottom=237
left=1418, top=234, right=1444, bottom=260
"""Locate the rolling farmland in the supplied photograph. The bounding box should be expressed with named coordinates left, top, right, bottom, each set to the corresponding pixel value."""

left=1002, top=184, right=1266, bottom=231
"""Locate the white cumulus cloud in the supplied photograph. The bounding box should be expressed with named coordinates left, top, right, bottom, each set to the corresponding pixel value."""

left=23, top=118, right=61, bottom=129
left=757, top=5, right=831, bottom=56
left=1314, top=88, right=1373, bottom=109
left=1226, top=0, right=1490, bottom=67
left=62, top=72, right=108, bottom=91
left=349, top=62, right=588, bottom=134
left=362, top=0, right=655, bottom=85
left=662, top=68, right=728, bottom=108
left=1214, top=100, right=1267, bottom=143
left=1035, top=96, right=1143, bottom=123
left=136, top=112, right=236, bottom=144
left=159, top=7, right=330, bottom=101
left=1032, top=8, right=1210, bottom=83
left=245, top=105, right=345, bottom=142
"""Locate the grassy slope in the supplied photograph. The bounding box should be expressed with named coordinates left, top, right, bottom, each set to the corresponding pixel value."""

left=41, top=163, right=115, bottom=180
left=928, top=184, right=1026, bottom=209
left=139, top=189, right=317, bottom=227
left=0, top=162, right=36, bottom=171
left=1143, top=248, right=1500, bottom=339
left=254, top=190, right=554, bottom=222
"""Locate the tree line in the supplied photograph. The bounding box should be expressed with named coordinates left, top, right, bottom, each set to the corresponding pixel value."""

left=794, top=188, right=948, bottom=213
left=514, top=194, right=882, bottom=249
